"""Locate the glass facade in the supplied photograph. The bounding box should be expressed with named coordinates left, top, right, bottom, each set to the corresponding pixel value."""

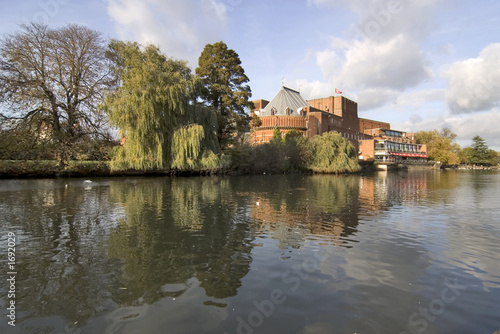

left=384, top=130, right=404, bottom=138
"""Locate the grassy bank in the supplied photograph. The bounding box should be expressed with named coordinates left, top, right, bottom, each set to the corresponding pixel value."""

left=0, top=160, right=230, bottom=178
left=0, top=160, right=113, bottom=178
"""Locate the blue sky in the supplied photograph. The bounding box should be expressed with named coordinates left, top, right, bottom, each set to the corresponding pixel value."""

left=1, top=0, right=499, bottom=149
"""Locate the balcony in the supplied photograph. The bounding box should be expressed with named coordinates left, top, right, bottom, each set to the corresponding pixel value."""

left=375, top=141, right=425, bottom=155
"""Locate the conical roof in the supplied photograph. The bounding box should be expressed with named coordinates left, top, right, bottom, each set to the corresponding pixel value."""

left=260, top=86, right=311, bottom=117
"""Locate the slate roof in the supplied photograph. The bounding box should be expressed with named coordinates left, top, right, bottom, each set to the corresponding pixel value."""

left=260, top=86, right=311, bottom=117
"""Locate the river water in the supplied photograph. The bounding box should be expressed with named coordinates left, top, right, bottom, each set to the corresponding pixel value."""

left=0, top=170, right=499, bottom=334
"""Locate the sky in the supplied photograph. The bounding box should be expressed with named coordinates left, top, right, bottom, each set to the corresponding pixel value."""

left=1, top=0, right=499, bottom=150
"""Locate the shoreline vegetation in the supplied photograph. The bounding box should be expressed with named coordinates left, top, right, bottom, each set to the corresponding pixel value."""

left=0, top=131, right=362, bottom=178
left=0, top=160, right=354, bottom=179
left=0, top=159, right=497, bottom=180
left=1, top=129, right=498, bottom=179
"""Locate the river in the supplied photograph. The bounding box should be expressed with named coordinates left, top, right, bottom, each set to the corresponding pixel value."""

left=0, top=170, right=499, bottom=334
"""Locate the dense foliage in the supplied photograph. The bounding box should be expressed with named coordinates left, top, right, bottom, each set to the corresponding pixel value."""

left=461, top=135, right=498, bottom=165
left=416, top=129, right=499, bottom=166
left=230, top=129, right=358, bottom=174
left=196, top=41, right=253, bottom=148
left=416, top=128, right=461, bottom=165
left=103, top=41, right=225, bottom=171
left=171, top=124, right=230, bottom=172
left=309, top=131, right=360, bottom=173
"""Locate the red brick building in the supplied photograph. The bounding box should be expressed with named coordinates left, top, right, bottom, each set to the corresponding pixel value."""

left=250, top=86, right=371, bottom=146
left=250, top=86, right=428, bottom=162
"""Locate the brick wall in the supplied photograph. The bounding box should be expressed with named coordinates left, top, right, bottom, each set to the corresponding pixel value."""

left=359, top=118, right=390, bottom=133
left=359, top=139, right=375, bottom=160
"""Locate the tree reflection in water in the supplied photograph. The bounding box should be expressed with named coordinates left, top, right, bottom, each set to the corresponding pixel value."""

left=107, top=177, right=254, bottom=303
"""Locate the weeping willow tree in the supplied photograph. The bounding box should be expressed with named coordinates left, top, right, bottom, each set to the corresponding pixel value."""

left=102, top=40, right=224, bottom=171
left=309, top=131, right=360, bottom=173
left=171, top=121, right=229, bottom=172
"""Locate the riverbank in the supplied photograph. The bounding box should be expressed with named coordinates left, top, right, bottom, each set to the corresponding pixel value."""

left=0, top=160, right=213, bottom=178
left=0, top=160, right=113, bottom=178
left=3, top=160, right=498, bottom=179
left=0, top=160, right=375, bottom=179
left=6, top=160, right=499, bottom=179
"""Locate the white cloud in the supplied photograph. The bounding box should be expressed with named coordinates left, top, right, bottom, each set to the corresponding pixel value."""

left=356, top=87, right=398, bottom=110
left=315, top=48, right=340, bottom=81
left=106, top=0, right=228, bottom=65
left=298, top=0, right=442, bottom=111
left=336, top=35, right=433, bottom=91
left=392, top=88, right=445, bottom=110
left=295, top=79, right=335, bottom=100
left=441, top=43, right=500, bottom=113
left=309, top=0, right=399, bottom=15
left=447, top=109, right=500, bottom=149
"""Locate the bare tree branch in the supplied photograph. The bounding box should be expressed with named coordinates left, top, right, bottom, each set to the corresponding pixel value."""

left=0, top=22, right=117, bottom=161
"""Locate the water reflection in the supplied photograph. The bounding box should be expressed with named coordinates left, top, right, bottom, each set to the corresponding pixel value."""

left=107, top=177, right=254, bottom=302
left=0, top=179, right=123, bottom=332
left=0, top=171, right=499, bottom=333
left=240, top=175, right=362, bottom=249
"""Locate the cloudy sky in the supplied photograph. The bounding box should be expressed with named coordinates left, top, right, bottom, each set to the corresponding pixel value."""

left=1, top=0, right=499, bottom=149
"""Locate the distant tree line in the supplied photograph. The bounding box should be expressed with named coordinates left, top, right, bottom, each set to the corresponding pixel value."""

left=0, top=22, right=363, bottom=174
left=416, top=129, right=498, bottom=166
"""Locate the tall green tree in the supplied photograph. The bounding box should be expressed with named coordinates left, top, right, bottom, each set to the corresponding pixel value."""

left=196, top=41, right=253, bottom=148
left=469, top=135, right=497, bottom=165
left=0, top=23, right=116, bottom=163
left=103, top=41, right=223, bottom=171
left=415, top=128, right=461, bottom=164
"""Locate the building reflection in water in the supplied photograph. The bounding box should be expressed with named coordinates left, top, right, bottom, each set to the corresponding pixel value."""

left=359, top=171, right=431, bottom=215
left=237, top=174, right=362, bottom=249
left=246, top=172, right=447, bottom=250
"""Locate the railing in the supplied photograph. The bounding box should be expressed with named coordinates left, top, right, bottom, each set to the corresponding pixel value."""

left=375, top=146, right=425, bottom=154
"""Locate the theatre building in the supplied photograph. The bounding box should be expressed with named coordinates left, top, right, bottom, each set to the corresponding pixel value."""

left=249, top=85, right=428, bottom=162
